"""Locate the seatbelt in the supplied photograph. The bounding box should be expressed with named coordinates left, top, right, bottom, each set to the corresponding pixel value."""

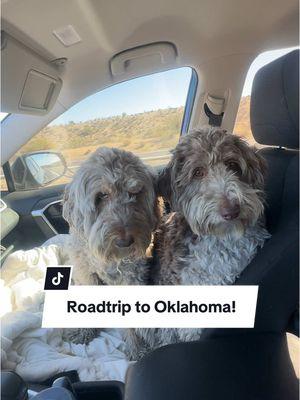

left=204, top=94, right=225, bottom=127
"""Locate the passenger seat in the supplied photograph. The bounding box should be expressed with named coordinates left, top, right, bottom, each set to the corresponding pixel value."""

left=239, top=49, right=299, bottom=334
left=201, top=49, right=299, bottom=338
left=124, top=49, right=299, bottom=400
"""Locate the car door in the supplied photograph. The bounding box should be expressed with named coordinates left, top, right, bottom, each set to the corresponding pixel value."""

left=1, top=180, right=67, bottom=252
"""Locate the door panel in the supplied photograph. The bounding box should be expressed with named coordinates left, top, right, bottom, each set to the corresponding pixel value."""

left=2, top=183, right=68, bottom=251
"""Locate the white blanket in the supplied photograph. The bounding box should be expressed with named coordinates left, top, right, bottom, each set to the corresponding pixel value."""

left=0, top=243, right=130, bottom=382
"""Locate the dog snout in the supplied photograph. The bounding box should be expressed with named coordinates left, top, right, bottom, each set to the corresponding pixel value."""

left=220, top=199, right=240, bottom=221
left=115, top=235, right=135, bottom=248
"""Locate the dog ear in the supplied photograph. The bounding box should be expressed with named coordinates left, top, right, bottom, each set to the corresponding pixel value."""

left=62, top=180, right=84, bottom=234
left=62, top=183, right=72, bottom=225
left=246, top=147, right=268, bottom=191
left=254, top=148, right=268, bottom=177
left=157, top=164, right=172, bottom=201
left=233, top=135, right=267, bottom=191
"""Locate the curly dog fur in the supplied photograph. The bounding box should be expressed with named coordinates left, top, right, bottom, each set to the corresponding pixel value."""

left=61, top=147, right=160, bottom=344
left=127, top=127, right=270, bottom=359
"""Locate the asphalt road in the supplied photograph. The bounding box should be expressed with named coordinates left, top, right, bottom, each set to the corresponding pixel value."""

left=0, top=149, right=171, bottom=181
left=67, top=149, right=171, bottom=171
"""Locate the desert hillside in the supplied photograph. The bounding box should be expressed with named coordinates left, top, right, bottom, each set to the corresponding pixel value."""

left=21, top=107, right=185, bottom=166
left=20, top=96, right=253, bottom=166
left=234, top=96, right=253, bottom=143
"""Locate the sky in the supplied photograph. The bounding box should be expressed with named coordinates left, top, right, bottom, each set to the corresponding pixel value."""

left=242, top=46, right=298, bottom=96
left=0, top=46, right=298, bottom=125
left=51, top=67, right=192, bottom=125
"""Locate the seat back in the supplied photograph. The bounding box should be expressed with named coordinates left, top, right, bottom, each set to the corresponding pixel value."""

left=203, top=49, right=299, bottom=339
left=124, top=51, right=299, bottom=400
left=251, top=49, right=299, bottom=234
left=125, top=333, right=298, bottom=400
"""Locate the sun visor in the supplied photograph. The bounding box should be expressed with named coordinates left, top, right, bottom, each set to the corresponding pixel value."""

left=1, top=31, right=62, bottom=115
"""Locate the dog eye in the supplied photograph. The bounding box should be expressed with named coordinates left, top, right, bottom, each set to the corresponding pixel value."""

left=95, top=193, right=108, bottom=206
left=226, top=161, right=242, bottom=175
left=128, top=189, right=141, bottom=199
left=193, top=167, right=206, bottom=178
left=128, top=185, right=143, bottom=196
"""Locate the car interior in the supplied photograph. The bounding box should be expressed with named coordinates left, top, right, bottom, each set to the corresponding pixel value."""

left=0, top=0, right=299, bottom=399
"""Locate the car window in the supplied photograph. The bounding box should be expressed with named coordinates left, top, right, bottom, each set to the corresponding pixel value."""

left=7, top=67, right=193, bottom=191
left=0, top=167, right=8, bottom=191
left=1, top=114, right=9, bottom=191
left=0, top=112, right=8, bottom=121
left=234, top=47, right=299, bottom=146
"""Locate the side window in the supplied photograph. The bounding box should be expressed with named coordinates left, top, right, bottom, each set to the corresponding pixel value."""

left=234, top=47, right=298, bottom=146
left=0, top=114, right=9, bottom=191
left=8, top=67, right=193, bottom=191
left=0, top=167, right=8, bottom=191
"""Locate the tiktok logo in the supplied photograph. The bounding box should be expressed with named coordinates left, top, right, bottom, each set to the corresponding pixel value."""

left=52, top=272, right=64, bottom=286
left=44, top=266, right=72, bottom=290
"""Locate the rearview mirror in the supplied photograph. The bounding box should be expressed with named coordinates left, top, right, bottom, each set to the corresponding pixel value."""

left=11, top=151, right=67, bottom=190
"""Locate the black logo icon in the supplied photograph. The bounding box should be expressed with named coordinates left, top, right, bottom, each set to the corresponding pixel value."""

left=44, top=267, right=72, bottom=290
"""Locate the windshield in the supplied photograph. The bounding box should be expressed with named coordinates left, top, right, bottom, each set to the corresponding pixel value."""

left=0, top=112, right=9, bottom=122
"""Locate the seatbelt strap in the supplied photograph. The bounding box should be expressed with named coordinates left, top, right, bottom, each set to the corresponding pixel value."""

left=204, top=94, right=225, bottom=127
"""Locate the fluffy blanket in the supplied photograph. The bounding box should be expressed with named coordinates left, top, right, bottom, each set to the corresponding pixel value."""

left=0, top=242, right=130, bottom=382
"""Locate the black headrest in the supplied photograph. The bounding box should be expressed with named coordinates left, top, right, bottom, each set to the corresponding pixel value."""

left=250, top=49, right=299, bottom=149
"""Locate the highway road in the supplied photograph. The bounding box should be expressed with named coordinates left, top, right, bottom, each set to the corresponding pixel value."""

left=0, top=149, right=171, bottom=181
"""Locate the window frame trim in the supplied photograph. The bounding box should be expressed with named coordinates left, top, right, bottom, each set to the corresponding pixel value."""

left=181, top=68, right=198, bottom=135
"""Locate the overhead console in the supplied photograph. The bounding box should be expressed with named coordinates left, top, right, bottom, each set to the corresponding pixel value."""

left=1, top=31, right=63, bottom=115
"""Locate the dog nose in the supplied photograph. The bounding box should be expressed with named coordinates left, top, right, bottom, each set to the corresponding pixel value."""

left=115, top=236, right=134, bottom=248
left=220, top=203, right=240, bottom=220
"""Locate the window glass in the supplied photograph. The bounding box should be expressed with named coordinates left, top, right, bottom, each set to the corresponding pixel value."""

left=0, top=113, right=8, bottom=122
left=9, top=67, right=192, bottom=191
left=287, top=333, right=299, bottom=378
left=234, top=47, right=299, bottom=146
left=0, top=168, right=8, bottom=191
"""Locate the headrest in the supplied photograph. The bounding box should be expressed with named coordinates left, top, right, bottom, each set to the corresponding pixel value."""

left=250, top=49, right=299, bottom=149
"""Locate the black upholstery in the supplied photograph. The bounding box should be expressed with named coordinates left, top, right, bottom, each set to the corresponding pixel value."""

left=125, top=334, right=298, bottom=400
left=260, top=147, right=299, bottom=234
left=251, top=49, right=299, bottom=149
left=203, top=49, right=299, bottom=339
left=125, top=50, right=299, bottom=399
left=241, top=50, right=299, bottom=333
left=73, top=381, right=124, bottom=400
